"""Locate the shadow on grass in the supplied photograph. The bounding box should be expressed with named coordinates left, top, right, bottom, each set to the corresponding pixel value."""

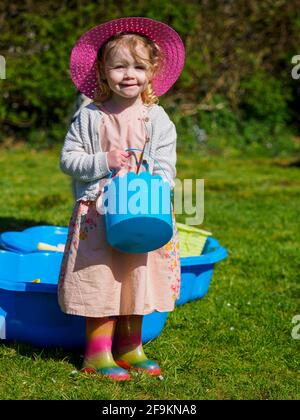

left=0, top=340, right=83, bottom=369
left=0, top=217, right=52, bottom=233
left=274, top=158, right=300, bottom=168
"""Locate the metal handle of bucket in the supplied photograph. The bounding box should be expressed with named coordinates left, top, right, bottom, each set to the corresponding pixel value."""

left=97, top=148, right=174, bottom=214
left=106, top=148, right=172, bottom=184
left=125, top=148, right=172, bottom=185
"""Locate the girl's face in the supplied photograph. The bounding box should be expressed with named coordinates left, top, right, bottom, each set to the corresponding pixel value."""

left=103, top=44, right=152, bottom=101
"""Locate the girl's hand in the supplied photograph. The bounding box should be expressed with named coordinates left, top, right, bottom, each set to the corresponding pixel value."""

left=107, top=149, right=131, bottom=171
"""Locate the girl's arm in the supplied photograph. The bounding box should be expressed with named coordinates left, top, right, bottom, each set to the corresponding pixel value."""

left=60, top=113, right=111, bottom=182
left=152, top=119, right=177, bottom=189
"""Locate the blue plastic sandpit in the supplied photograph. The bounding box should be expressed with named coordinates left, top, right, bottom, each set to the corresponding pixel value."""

left=176, top=237, right=227, bottom=305
left=0, top=226, right=68, bottom=253
left=0, top=226, right=227, bottom=348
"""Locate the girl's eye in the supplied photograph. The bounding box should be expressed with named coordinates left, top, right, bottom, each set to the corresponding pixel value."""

left=113, top=65, right=146, bottom=70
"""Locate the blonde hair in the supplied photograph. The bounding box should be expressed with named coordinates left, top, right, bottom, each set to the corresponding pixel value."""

left=94, top=33, right=163, bottom=106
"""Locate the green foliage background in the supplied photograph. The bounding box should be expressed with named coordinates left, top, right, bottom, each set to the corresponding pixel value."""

left=0, top=0, right=300, bottom=155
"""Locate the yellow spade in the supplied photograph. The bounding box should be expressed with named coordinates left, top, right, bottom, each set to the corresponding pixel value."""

left=37, top=242, right=65, bottom=252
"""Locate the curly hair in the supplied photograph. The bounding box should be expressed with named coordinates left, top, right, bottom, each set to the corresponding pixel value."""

left=93, top=32, right=164, bottom=106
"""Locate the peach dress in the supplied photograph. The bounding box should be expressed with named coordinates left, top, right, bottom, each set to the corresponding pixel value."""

left=58, top=102, right=181, bottom=317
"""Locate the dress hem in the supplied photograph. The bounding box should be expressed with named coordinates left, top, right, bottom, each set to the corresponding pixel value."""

left=59, top=306, right=175, bottom=318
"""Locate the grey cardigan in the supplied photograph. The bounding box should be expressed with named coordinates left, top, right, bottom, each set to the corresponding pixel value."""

left=60, top=102, right=177, bottom=201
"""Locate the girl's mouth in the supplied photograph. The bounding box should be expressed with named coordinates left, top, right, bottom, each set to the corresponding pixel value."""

left=120, top=84, right=137, bottom=88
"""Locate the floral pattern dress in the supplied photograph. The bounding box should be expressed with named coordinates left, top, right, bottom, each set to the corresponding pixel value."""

left=57, top=102, right=181, bottom=317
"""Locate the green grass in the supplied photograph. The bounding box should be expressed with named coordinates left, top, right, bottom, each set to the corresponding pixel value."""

left=0, top=145, right=299, bottom=400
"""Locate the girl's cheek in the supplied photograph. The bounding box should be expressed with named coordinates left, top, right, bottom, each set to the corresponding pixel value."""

left=108, top=69, right=122, bottom=77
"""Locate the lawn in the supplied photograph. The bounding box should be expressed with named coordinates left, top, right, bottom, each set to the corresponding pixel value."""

left=0, top=145, right=299, bottom=400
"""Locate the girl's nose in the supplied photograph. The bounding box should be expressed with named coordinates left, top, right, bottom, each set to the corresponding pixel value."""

left=124, top=67, right=135, bottom=78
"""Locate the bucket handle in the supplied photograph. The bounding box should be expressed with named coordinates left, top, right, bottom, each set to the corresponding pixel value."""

left=107, top=148, right=171, bottom=183
left=97, top=148, right=173, bottom=213
left=124, top=147, right=171, bottom=185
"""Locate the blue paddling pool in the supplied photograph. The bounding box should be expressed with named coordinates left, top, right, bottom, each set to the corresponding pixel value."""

left=0, top=225, right=227, bottom=348
left=0, top=226, right=68, bottom=253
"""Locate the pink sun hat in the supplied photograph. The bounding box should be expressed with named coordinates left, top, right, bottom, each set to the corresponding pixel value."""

left=70, top=16, right=185, bottom=99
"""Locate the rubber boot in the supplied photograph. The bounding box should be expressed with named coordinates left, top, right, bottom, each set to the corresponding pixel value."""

left=82, top=316, right=130, bottom=381
left=112, top=315, right=161, bottom=376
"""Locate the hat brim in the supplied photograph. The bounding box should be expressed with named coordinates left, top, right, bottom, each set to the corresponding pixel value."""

left=70, top=16, right=185, bottom=99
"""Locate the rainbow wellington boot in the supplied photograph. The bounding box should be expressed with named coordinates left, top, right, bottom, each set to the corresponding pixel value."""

left=112, top=315, right=162, bottom=376
left=82, top=316, right=130, bottom=381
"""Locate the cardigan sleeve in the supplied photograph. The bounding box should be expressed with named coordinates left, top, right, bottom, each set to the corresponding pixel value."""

left=60, top=111, right=111, bottom=182
left=152, top=114, right=177, bottom=189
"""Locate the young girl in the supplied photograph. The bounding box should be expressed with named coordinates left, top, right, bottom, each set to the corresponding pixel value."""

left=58, top=17, right=185, bottom=381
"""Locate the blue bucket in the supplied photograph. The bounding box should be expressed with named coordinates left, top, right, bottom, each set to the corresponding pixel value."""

left=101, top=148, right=173, bottom=253
left=103, top=171, right=173, bottom=253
